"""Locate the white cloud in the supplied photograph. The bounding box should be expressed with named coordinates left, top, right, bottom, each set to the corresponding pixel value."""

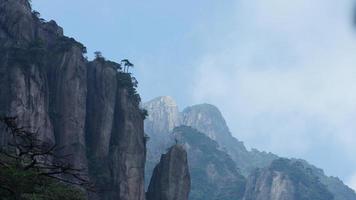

left=191, top=0, right=356, bottom=183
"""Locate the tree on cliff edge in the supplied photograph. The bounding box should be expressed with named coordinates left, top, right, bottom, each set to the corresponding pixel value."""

left=121, top=59, right=134, bottom=73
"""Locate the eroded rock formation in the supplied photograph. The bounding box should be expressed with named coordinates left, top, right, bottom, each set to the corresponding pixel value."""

left=146, top=145, right=190, bottom=200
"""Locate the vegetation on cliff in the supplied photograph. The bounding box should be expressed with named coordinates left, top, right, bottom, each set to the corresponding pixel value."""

left=0, top=117, right=87, bottom=200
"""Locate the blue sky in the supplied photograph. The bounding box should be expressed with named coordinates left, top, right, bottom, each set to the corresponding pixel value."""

left=33, top=0, right=356, bottom=190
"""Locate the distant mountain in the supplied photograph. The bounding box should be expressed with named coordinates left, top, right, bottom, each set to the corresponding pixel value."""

left=244, top=158, right=334, bottom=200
left=174, top=126, right=246, bottom=200
left=292, top=159, right=356, bottom=200
left=182, top=104, right=277, bottom=176
left=144, top=96, right=356, bottom=200
left=144, top=98, right=276, bottom=178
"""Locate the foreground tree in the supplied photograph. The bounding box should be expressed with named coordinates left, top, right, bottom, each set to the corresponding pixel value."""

left=0, top=117, right=91, bottom=199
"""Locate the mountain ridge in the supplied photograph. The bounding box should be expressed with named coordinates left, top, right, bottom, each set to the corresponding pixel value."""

left=144, top=95, right=356, bottom=200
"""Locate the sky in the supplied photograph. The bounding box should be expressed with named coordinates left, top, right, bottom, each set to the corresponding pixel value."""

left=33, top=0, right=356, bottom=190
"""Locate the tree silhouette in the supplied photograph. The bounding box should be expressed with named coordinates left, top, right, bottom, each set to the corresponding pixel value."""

left=94, top=51, right=103, bottom=60
left=115, top=63, right=122, bottom=71
left=121, top=59, right=134, bottom=73
left=0, top=117, right=93, bottom=195
left=131, top=77, right=138, bottom=88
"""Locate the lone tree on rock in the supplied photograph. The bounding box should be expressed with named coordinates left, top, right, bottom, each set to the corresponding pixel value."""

left=94, top=51, right=104, bottom=60
left=121, top=59, right=134, bottom=73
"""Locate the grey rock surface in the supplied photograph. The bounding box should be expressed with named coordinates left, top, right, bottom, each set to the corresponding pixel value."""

left=143, top=96, right=181, bottom=187
left=243, top=170, right=295, bottom=200
left=146, top=145, right=190, bottom=200
left=243, top=159, right=334, bottom=200
left=144, top=96, right=181, bottom=136
left=0, top=1, right=146, bottom=200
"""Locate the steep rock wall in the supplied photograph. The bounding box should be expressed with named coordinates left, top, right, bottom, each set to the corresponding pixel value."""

left=146, top=145, right=190, bottom=200
left=0, top=1, right=146, bottom=199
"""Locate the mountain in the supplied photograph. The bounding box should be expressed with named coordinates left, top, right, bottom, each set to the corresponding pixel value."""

left=144, top=98, right=246, bottom=199
left=143, top=97, right=276, bottom=184
left=144, top=96, right=356, bottom=200
left=293, top=159, right=356, bottom=200
left=182, top=104, right=277, bottom=176
left=0, top=1, right=190, bottom=200
left=174, top=126, right=246, bottom=200
left=244, top=159, right=334, bottom=200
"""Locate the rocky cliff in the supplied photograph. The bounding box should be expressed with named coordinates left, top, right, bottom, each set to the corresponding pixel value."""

left=86, top=60, right=146, bottom=200
left=144, top=96, right=181, bottom=136
left=146, top=145, right=190, bottom=200
left=243, top=159, right=334, bottom=200
left=0, top=1, right=146, bottom=199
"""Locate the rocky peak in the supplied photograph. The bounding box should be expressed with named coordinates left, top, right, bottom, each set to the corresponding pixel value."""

left=144, top=96, right=181, bottom=136
left=182, top=103, right=231, bottom=143
left=146, top=145, right=190, bottom=200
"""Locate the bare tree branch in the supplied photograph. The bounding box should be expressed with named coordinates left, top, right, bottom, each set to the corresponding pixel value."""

left=0, top=116, right=94, bottom=191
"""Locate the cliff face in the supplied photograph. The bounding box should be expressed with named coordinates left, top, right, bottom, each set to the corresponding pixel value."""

left=182, top=104, right=230, bottom=142
left=0, top=0, right=88, bottom=171
left=0, top=1, right=146, bottom=199
left=146, top=145, right=190, bottom=200
left=144, top=96, right=181, bottom=136
left=86, top=60, right=146, bottom=200
left=244, top=170, right=295, bottom=200
left=243, top=159, right=334, bottom=200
